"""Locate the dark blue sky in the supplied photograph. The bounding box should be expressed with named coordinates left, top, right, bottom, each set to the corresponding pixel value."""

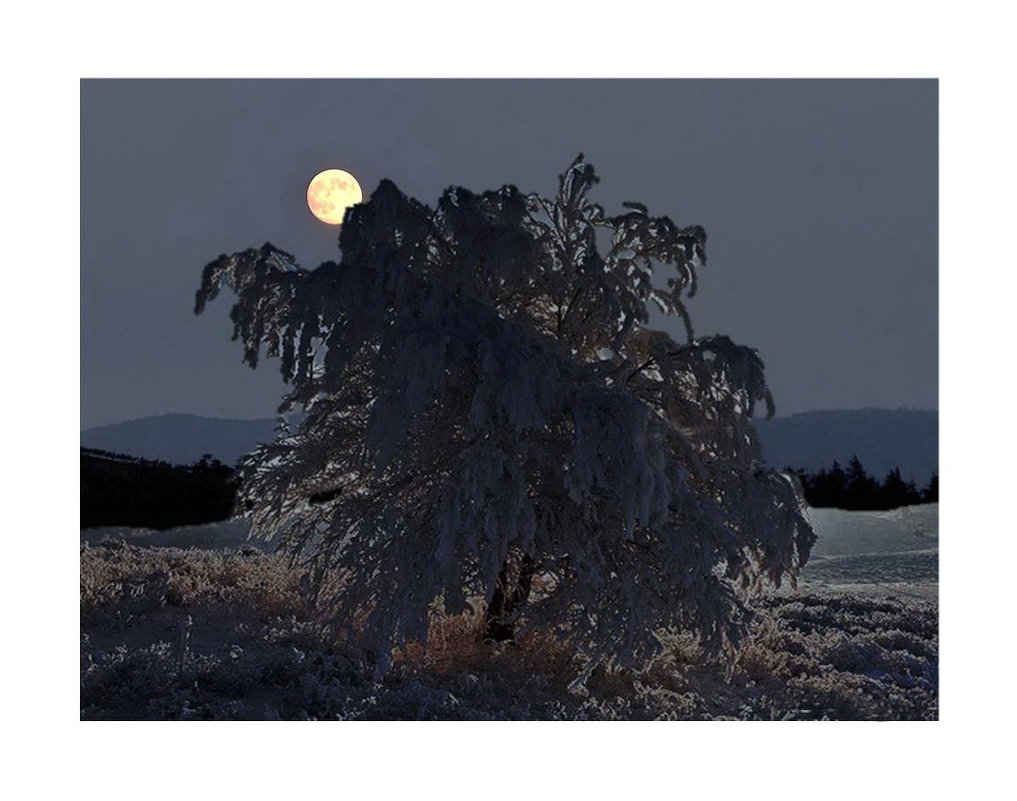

left=81, top=79, right=937, bottom=429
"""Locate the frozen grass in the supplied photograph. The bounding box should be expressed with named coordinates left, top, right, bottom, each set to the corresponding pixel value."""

left=80, top=542, right=937, bottom=720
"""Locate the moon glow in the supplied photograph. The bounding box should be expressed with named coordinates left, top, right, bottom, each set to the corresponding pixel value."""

left=307, top=169, right=363, bottom=225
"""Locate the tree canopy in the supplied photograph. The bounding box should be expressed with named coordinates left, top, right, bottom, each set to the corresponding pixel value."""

left=196, top=155, right=815, bottom=674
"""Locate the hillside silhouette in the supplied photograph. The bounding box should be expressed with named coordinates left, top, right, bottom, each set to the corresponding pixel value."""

left=83, top=408, right=938, bottom=482
left=81, top=448, right=235, bottom=529
left=81, top=414, right=279, bottom=466
left=756, top=408, right=937, bottom=483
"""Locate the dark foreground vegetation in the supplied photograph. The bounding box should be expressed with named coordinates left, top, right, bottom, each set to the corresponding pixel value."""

left=790, top=456, right=938, bottom=511
left=81, top=544, right=937, bottom=721
left=81, top=448, right=235, bottom=530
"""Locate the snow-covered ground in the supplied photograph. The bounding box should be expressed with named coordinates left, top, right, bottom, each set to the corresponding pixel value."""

left=82, top=502, right=939, bottom=566
left=808, top=504, right=938, bottom=556
left=79, top=504, right=939, bottom=720
left=799, top=503, right=938, bottom=599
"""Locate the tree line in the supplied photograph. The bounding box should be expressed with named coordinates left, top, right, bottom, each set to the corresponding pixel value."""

left=787, top=455, right=938, bottom=511
left=81, top=443, right=938, bottom=531
left=81, top=447, right=235, bottom=529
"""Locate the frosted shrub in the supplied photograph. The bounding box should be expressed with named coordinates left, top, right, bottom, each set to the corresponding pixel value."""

left=195, top=156, right=815, bottom=674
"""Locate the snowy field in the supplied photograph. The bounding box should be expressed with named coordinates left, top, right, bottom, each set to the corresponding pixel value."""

left=81, top=518, right=255, bottom=551
left=82, top=504, right=939, bottom=598
left=798, top=504, right=937, bottom=600
left=80, top=505, right=938, bottom=720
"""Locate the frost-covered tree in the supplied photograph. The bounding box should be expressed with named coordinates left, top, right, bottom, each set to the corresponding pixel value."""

left=195, top=155, right=815, bottom=674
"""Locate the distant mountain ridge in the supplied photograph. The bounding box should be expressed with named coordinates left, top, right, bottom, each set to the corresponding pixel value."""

left=81, top=414, right=280, bottom=467
left=82, top=408, right=938, bottom=482
left=754, top=408, right=937, bottom=484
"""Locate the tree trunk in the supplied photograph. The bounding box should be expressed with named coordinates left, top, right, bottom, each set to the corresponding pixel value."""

left=483, top=554, right=535, bottom=642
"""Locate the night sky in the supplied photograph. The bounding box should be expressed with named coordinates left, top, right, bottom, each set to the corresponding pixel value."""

left=81, top=79, right=937, bottom=429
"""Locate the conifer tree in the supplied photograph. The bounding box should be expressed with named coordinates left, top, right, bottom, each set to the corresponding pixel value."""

left=880, top=467, right=920, bottom=509
left=845, top=455, right=878, bottom=509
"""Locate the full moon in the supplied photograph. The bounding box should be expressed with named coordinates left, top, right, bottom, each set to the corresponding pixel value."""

left=307, top=168, right=363, bottom=225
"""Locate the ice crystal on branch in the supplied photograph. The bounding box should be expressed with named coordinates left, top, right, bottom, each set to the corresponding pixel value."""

left=196, top=155, right=815, bottom=674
